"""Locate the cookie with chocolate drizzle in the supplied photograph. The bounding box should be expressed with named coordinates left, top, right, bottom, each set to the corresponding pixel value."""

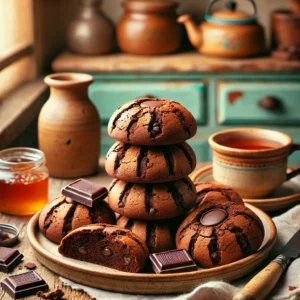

left=117, top=216, right=174, bottom=253
left=195, top=182, right=244, bottom=206
left=108, top=177, right=197, bottom=220
left=108, top=98, right=197, bottom=146
left=39, top=196, right=116, bottom=244
left=106, top=141, right=196, bottom=183
left=176, top=199, right=264, bottom=268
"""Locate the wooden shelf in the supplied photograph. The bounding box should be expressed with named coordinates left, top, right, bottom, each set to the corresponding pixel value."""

left=52, top=51, right=300, bottom=74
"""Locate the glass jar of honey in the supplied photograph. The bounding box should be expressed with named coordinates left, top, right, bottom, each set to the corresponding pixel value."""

left=0, top=147, right=49, bottom=215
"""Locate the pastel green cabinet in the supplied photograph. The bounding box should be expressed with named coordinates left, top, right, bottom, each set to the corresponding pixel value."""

left=218, top=82, right=300, bottom=125
left=89, top=81, right=206, bottom=124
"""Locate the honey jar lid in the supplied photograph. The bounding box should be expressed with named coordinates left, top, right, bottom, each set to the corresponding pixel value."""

left=0, top=224, right=20, bottom=247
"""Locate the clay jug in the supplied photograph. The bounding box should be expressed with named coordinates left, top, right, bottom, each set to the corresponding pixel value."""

left=38, top=73, right=100, bottom=178
left=67, top=0, right=115, bottom=55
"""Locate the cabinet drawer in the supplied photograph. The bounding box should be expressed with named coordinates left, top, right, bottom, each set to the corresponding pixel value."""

left=217, top=82, right=300, bottom=125
left=89, top=81, right=206, bottom=124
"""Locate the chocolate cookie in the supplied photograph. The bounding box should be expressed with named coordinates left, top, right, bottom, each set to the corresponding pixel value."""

left=106, top=141, right=196, bottom=183
left=58, top=224, right=148, bottom=273
left=39, top=196, right=116, bottom=243
left=195, top=183, right=244, bottom=206
left=108, top=177, right=197, bottom=220
left=108, top=98, right=197, bottom=145
left=176, top=200, right=264, bottom=268
left=117, top=216, right=174, bottom=253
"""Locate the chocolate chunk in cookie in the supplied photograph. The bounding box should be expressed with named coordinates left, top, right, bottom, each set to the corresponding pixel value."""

left=58, top=224, right=148, bottom=273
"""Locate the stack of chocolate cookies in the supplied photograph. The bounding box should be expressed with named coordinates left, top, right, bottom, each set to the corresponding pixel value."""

left=105, top=98, right=198, bottom=253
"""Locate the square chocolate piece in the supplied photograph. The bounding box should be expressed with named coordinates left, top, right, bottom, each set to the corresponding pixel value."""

left=149, top=249, right=198, bottom=274
left=61, top=179, right=108, bottom=207
left=1, top=271, right=49, bottom=299
left=0, top=247, right=23, bottom=273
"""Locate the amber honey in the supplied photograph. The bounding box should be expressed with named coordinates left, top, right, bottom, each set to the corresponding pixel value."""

left=0, top=148, right=49, bottom=215
left=0, top=177, right=48, bottom=215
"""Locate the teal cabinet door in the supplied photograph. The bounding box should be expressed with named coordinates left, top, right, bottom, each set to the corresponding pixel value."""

left=218, top=82, right=300, bottom=125
left=89, top=81, right=206, bottom=124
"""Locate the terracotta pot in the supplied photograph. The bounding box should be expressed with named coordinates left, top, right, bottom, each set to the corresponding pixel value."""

left=117, top=0, right=182, bottom=55
left=271, top=10, right=300, bottom=49
left=38, top=73, right=100, bottom=178
left=67, top=0, right=115, bottom=55
left=178, top=0, right=265, bottom=58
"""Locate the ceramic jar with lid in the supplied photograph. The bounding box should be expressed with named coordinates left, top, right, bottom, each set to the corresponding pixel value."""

left=38, top=73, right=100, bottom=178
left=117, top=0, right=182, bottom=55
left=67, top=0, right=115, bottom=55
left=178, top=0, right=265, bottom=58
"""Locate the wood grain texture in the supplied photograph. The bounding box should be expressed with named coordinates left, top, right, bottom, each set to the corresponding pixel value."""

left=233, top=261, right=284, bottom=300
left=0, top=78, right=48, bottom=150
left=52, top=51, right=300, bottom=74
left=0, top=43, right=33, bottom=71
left=33, top=0, right=76, bottom=73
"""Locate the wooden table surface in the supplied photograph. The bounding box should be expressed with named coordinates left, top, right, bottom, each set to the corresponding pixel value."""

left=1, top=161, right=299, bottom=300
left=0, top=162, right=210, bottom=300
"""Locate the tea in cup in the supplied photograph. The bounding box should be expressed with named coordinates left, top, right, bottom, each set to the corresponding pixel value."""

left=208, top=128, right=300, bottom=198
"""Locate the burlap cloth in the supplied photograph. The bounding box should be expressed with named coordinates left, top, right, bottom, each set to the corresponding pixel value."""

left=60, top=205, right=300, bottom=300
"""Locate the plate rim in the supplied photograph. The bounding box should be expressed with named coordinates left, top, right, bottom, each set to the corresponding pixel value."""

left=27, top=207, right=276, bottom=282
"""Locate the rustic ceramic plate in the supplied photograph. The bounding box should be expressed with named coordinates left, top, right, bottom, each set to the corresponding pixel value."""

left=27, top=206, right=276, bottom=295
left=191, top=165, right=300, bottom=212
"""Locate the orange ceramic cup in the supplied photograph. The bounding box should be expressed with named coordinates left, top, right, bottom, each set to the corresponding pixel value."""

left=209, top=128, right=300, bottom=198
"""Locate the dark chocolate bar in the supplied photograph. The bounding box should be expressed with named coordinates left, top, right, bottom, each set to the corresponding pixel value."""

left=149, top=249, right=198, bottom=274
left=0, top=247, right=23, bottom=273
left=1, top=271, right=49, bottom=299
left=61, top=179, right=108, bottom=207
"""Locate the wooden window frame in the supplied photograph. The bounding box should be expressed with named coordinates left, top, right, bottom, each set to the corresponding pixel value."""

left=0, top=43, right=33, bottom=72
left=0, top=0, right=76, bottom=149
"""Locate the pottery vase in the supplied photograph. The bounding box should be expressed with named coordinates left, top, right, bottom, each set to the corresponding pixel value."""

left=38, top=73, right=100, bottom=178
left=67, top=0, right=115, bottom=55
